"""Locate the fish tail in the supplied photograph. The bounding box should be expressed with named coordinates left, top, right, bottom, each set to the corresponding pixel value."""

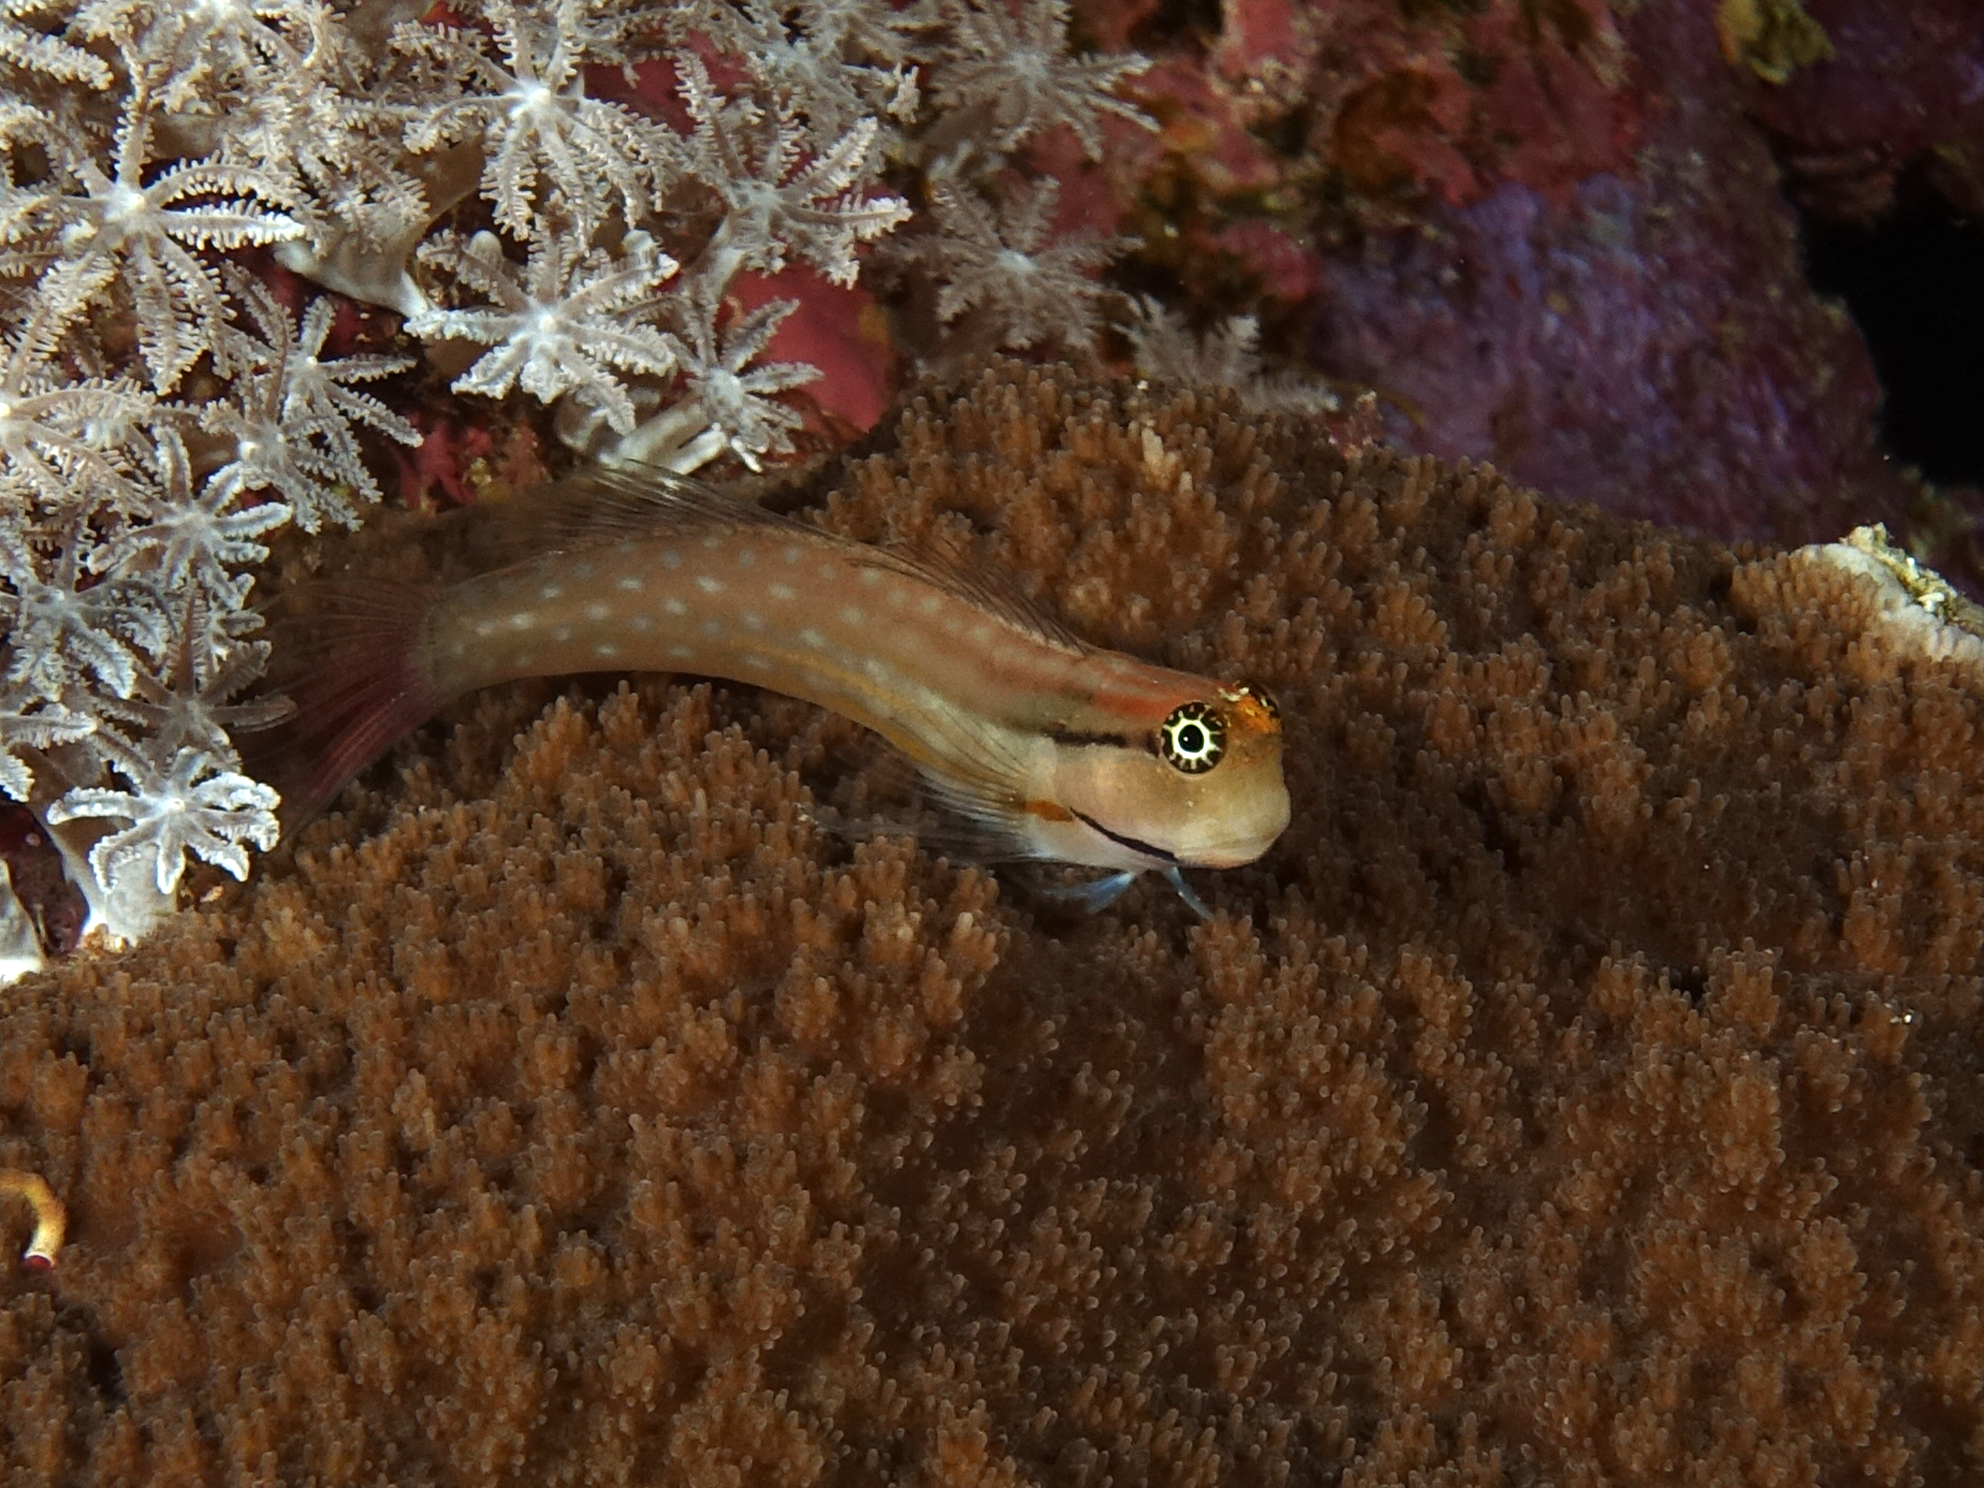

left=244, top=581, right=447, bottom=836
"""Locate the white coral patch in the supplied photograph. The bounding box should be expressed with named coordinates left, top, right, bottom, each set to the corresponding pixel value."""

left=1799, top=524, right=1984, bottom=672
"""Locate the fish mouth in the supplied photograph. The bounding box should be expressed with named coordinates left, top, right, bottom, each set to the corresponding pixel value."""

left=1184, top=839, right=1280, bottom=870
left=1181, top=798, right=1292, bottom=869
left=1070, top=795, right=1291, bottom=872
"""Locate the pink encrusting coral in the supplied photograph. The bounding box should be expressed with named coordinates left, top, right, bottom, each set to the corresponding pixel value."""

left=2, top=362, right=1982, bottom=1485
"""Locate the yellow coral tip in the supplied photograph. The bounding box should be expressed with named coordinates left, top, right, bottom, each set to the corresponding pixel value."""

left=0, top=1170, right=65, bottom=1270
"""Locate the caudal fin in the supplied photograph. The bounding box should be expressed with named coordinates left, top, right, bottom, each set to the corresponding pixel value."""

left=243, top=581, right=446, bottom=836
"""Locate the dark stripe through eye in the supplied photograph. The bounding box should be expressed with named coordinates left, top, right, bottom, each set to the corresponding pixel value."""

left=1046, top=726, right=1137, bottom=749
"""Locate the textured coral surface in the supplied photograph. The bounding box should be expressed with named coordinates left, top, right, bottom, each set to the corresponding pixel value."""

left=2, top=363, right=1982, bottom=1485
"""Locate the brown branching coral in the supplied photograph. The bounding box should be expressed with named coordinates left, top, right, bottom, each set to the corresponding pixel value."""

left=3, top=360, right=1983, bottom=1485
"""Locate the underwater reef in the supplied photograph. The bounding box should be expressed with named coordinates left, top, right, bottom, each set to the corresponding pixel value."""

left=1, top=360, right=1981, bottom=1485
left=7, top=0, right=1975, bottom=948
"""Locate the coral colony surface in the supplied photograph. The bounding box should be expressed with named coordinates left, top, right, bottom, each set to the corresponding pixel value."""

left=3, top=360, right=1984, bottom=1485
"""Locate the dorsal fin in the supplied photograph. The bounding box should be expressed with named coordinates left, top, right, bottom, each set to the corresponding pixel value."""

left=508, top=462, right=1093, bottom=657
left=849, top=527, right=1092, bottom=658
left=512, top=462, right=800, bottom=549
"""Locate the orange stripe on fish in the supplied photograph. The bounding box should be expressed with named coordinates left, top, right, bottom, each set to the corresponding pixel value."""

left=254, top=467, right=1289, bottom=912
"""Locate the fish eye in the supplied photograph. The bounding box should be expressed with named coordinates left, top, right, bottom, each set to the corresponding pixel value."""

left=1158, top=701, right=1226, bottom=774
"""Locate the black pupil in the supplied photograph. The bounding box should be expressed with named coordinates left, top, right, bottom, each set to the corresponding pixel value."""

left=1177, top=723, right=1205, bottom=753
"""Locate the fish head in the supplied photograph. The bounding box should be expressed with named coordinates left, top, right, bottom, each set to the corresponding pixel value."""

left=1050, top=683, right=1291, bottom=871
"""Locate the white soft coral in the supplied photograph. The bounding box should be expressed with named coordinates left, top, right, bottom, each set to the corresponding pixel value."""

left=929, top=0, right=1151, bottom=160
left=914, top=172, right=1126, bottom=351
left=47, top=735, right=279, bottom=911
left=4, top=74, right=301, bottom=392
left=677, top=52, right=910, bottom=287
left=668, top=282, right=819, bottom=470
left=395, top=0, right=676, bottom=237
left=199, top=268, right=421, bottom=532
left=410, top=228, right=681, bottom=435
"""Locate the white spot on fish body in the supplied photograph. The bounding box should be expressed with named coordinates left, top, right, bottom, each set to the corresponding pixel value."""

left=918, top=595, right=942, bottom=617
left=842, top=606, right=866, bottom=626
left=782, top=545, right=801, bottom=565
left=887, top=588, right=906, bottom=608
left=617, top=575, right=643, bottom=592
left=858, top=567, right=881, bottom=586
left=663, top=598, right=687, bottom=617
left=631, top=614, right=653, bottom=633
left=510, top=612, right=536, bottom=630
left=742, top=611, right=764, bottom=631
left=768, top=583, right=796, bottom=601
left=595, top=643, right=618, bottom=659
left=701, top=534, right=722, bottom=551
left=573, top=561, right=594, bottom=580
left=615, top=539, right=636, bottom=555
left=540, top=583, right=564, bottom=601
left=799, top=628, right=826, bottom=649
left=513, top=652, right=536, bottom=669
left=474, top=620, right=497, bottom=638
left=696, top=575, right=724, bottom=595
left=552, top=626, right=572, bottom=643
left=661, top=549, right=683, bottom=569
left=968, top=624, right=993, bottom=644
left=585, top=602, right=610, bottom=621
left=667, top=644, right=695, bottom=661
left=700, top=618, right=723, bottom=637
left=737, top=548, right=756, bottom=567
